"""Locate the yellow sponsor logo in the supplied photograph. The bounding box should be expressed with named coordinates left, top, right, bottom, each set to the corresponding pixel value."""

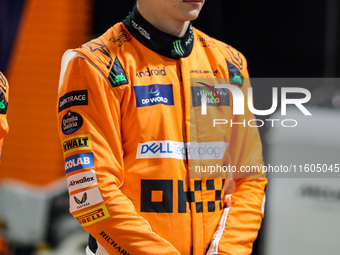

left=74, top=204, right=110, bottom=227
left=62, top=134, right=92, bottom=155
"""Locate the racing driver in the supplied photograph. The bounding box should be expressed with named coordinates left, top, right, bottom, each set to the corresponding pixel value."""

left=57, top=0, right=267, bottom=254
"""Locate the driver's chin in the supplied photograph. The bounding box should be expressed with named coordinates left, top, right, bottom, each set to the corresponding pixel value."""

left=185, top=10, right=202, bottom=20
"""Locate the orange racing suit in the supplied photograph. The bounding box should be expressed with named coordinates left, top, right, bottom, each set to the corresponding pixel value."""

left=57, top=6, right=266, bottom=255
left=0, top=72, right=9, bottom=160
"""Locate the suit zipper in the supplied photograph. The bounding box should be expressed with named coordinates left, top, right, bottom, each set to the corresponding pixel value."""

left=178, top=60, right=189, bottom=165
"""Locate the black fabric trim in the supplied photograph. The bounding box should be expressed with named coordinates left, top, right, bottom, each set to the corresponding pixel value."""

left=122, top=5, right=194, bottom=59
left=108, top=57, right=129, bottom=87
left=0, top=90, right=8, bottom=114
left=227, top=60, right=244, bottom=87
left=88, top=234, right=98, bottom=254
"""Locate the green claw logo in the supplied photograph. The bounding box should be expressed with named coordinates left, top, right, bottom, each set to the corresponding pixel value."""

left=173, top=40, right=184, bottom=57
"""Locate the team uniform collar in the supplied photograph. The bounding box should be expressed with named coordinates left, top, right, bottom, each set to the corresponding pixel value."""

left=122, top=5, right=194, bottom=59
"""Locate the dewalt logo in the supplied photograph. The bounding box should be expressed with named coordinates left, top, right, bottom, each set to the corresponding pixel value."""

left=62, top=134, right=92, bottom=155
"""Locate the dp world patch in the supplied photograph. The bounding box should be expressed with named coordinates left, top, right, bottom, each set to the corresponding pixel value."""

left=134, top=84, right=174, bottom=107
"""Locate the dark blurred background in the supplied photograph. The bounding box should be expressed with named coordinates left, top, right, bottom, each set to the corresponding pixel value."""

left=2, top=0, right=340, bottom=77
left=91, top=0, right=340, bottom=78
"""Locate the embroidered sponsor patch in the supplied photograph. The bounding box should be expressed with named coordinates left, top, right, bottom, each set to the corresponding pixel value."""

left=134, top=84, right=174, bottom=107
left=136, top=141, right=228, bottom=160
left=108, top=57, right=129, bottom=87
left=62, top=134, right=92, bottom=155
left=70, top=186, right=103, bottom=212
left=67, top=170, right=98, bottom=193
left=75, top=204, right=110, bottom=227
left=62, top=110, right=83, bottom=135
left=111, top=29, right=131, bottom=47
left=64, top=152, right=94, bottom=174
left=227, top=60, right=243, bottom=87
left=191, top=86, right=230, bottom=107
left=58, top=90, right=88, bottom=112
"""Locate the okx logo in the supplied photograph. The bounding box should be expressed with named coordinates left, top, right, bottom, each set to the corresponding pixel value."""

left=134, top=84, right=174, bottom=107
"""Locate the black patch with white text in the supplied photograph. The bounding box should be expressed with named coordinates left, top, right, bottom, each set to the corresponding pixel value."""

left=58, top=90, right=88, bottom=112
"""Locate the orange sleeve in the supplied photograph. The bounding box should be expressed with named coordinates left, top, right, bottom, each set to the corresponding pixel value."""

left=57, top=54, right=180, bottom=255
left=207, top=55, right=267, bottom=255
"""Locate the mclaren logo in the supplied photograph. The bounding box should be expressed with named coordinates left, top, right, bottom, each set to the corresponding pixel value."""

left=111, top=29, right=131, bottom=47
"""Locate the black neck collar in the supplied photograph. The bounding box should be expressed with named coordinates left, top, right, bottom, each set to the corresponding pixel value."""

left=122, top=5, right=194, bottom=60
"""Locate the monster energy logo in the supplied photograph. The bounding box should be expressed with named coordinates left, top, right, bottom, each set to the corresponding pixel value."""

left=173, top=40, right=184, bottom=56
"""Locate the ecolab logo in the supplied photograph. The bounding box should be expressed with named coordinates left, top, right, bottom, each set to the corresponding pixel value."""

left=134, top=84, right=174, bottom=107
left=67, top=170, right=98, bottom=193
left=64, top=153, right=94, bottom=174
left=136, top=141, right=228, bottom=160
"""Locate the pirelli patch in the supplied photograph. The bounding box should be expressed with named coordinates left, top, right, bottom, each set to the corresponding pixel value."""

left=74, top=204, right=110, bottom=227
left=62, top=134, right=92, bottom=155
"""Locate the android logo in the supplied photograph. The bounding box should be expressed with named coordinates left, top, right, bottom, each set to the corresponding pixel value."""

left=113, top=73, right=127, bottom=84
left=232, top=73, right=242, bottom=85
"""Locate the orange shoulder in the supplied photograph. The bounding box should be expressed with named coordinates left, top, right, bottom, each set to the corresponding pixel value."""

left=193, top=28, right=247, bottom=72
left=73, top=23, right=131, bottom=88
left=215, top=39, right=247, bottom=72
